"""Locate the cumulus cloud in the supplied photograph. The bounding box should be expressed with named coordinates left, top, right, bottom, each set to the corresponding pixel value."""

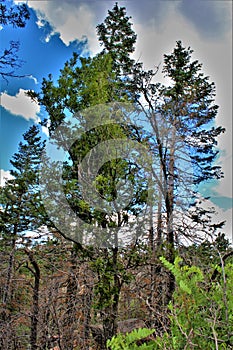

left=0, top=169, right=14, bottom=187
left=0, top=89, right=40, bottom=122
left=26, top=0, right=106, bottom=54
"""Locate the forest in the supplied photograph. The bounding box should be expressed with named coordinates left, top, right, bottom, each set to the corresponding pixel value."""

left=0, top=2, right=232, bottom=349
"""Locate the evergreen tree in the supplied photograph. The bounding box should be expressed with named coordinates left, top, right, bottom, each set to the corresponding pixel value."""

left=32, top=51, right=147, bottom=234
left=27, top=7, right=149, bottom=345
left=0, top=125, right=45, bottom=328
left=133, top=41, right=225, bottom=317
left=0, top=125, right=46, bottom=236
left=160, top=41, right=224, bottom=254
left=96, top=2, right=137, bottom=76
left=162, top=41, right=224, bottom=184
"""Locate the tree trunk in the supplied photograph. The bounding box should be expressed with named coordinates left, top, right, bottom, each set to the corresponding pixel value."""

left=101, top=247, right=121, bottom=348
left=62, top=247, right=78, bottom=350
left=2, top=240, right=16, bottom=314
left=25, top=249, right=41, bottom=350
left=164, top=125, right=176, bottom=305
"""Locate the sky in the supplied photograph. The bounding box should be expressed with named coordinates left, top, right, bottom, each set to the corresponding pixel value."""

left=0, top=0, right=232, bottom=241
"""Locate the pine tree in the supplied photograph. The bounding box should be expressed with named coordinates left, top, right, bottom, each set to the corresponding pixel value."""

left=0, top=125, right=45, bottom=344
left=159, top=41, right=224, bottom=256
left=133, top=41, right=225, bottom=319
left=1, top=125, right=46, bottom=235
left=28, top=7, right=149, bottom=345
left=162, top=41, right=224, bottom=184
left=96, top=2, right=137, bottom=76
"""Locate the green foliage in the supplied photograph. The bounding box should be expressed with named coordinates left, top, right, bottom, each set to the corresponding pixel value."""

left=32, top=52, right=129, bottom=132
left=91, top=248, right=132, bottom=311
left=156, top=256, right=233, bottom=349
left=97, top=2, right=137, bottom=76
left=108, top=255, right=233, bottom=349
left=182, top=233, right=232, bottom=268
left=161, top=40, right=224, bottom=185
left=0, top=125, right=46, bottom=239
left=107, top=328, right=156, bottom=350
left=32, top=45, right=149, bottom=241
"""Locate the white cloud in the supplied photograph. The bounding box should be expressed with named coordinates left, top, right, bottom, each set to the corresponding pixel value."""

left=41, top=125, right=49, bottom=137
left=0, top=169, right=14, bottom=187
left=36, top=12, right=47, bottom=28
left=0, top=89, right=40, bottom=122
left=27, top=0, right=102, bottom=54
left=202, top=198, right=233, bottom=244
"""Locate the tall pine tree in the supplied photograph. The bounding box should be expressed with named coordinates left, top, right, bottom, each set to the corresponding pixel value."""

left=97, top=2, right=137, bottom=76
left=133, top=41, right=225, bottom=318
left=0, top=125, right=45, bottom=326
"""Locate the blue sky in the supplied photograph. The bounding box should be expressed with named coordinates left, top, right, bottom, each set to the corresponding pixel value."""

left=0, top=4, right=87, bottom=168
left=0, top=0, right=232, bottom=240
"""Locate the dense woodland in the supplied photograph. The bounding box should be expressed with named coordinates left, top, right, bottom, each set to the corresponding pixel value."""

left=0, top=2, right=233, bottom=349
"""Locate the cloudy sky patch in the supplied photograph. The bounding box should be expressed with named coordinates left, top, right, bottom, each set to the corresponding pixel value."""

left=1, top=89, right=40, bottom=122
left=178, top=0, right=232, bottom=40
left=27, top=0, right=102, bottom=53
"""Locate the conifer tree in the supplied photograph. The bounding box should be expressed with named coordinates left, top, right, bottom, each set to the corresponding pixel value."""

left=27, top=6, right=149, bottom=344
left=96, top=2, right=137, bottom=76
left=0, top=125, right=46, bottom=236
left=133, top=41, right=225, bottom=317
left=0, top=125, right=45, bottom=345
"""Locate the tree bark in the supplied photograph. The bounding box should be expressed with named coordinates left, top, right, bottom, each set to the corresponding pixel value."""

left=25, top=249, right=41, bottom=350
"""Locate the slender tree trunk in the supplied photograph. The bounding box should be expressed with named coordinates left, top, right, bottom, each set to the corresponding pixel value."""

left=157, top=165, right=163, bottom=249
left=148, top=201, right=156, bottom=325
left=164, top=126, right=176, bottom=306
left=81, top=292, right=92, bottom=349
left=0, top=236, right=16, bottom=349
left=62, top=246, right=78, bottom=350
left=2, top=216, right=19, bottom=311
left=2, top=240, right=16, bottom=308
left=25, top=249, right=41, bottom=350
left=1, top=226, right=17, bottom=323
left=101, top=247, right=121, bottom=348
left=40, top=288, right=52, bottom=350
